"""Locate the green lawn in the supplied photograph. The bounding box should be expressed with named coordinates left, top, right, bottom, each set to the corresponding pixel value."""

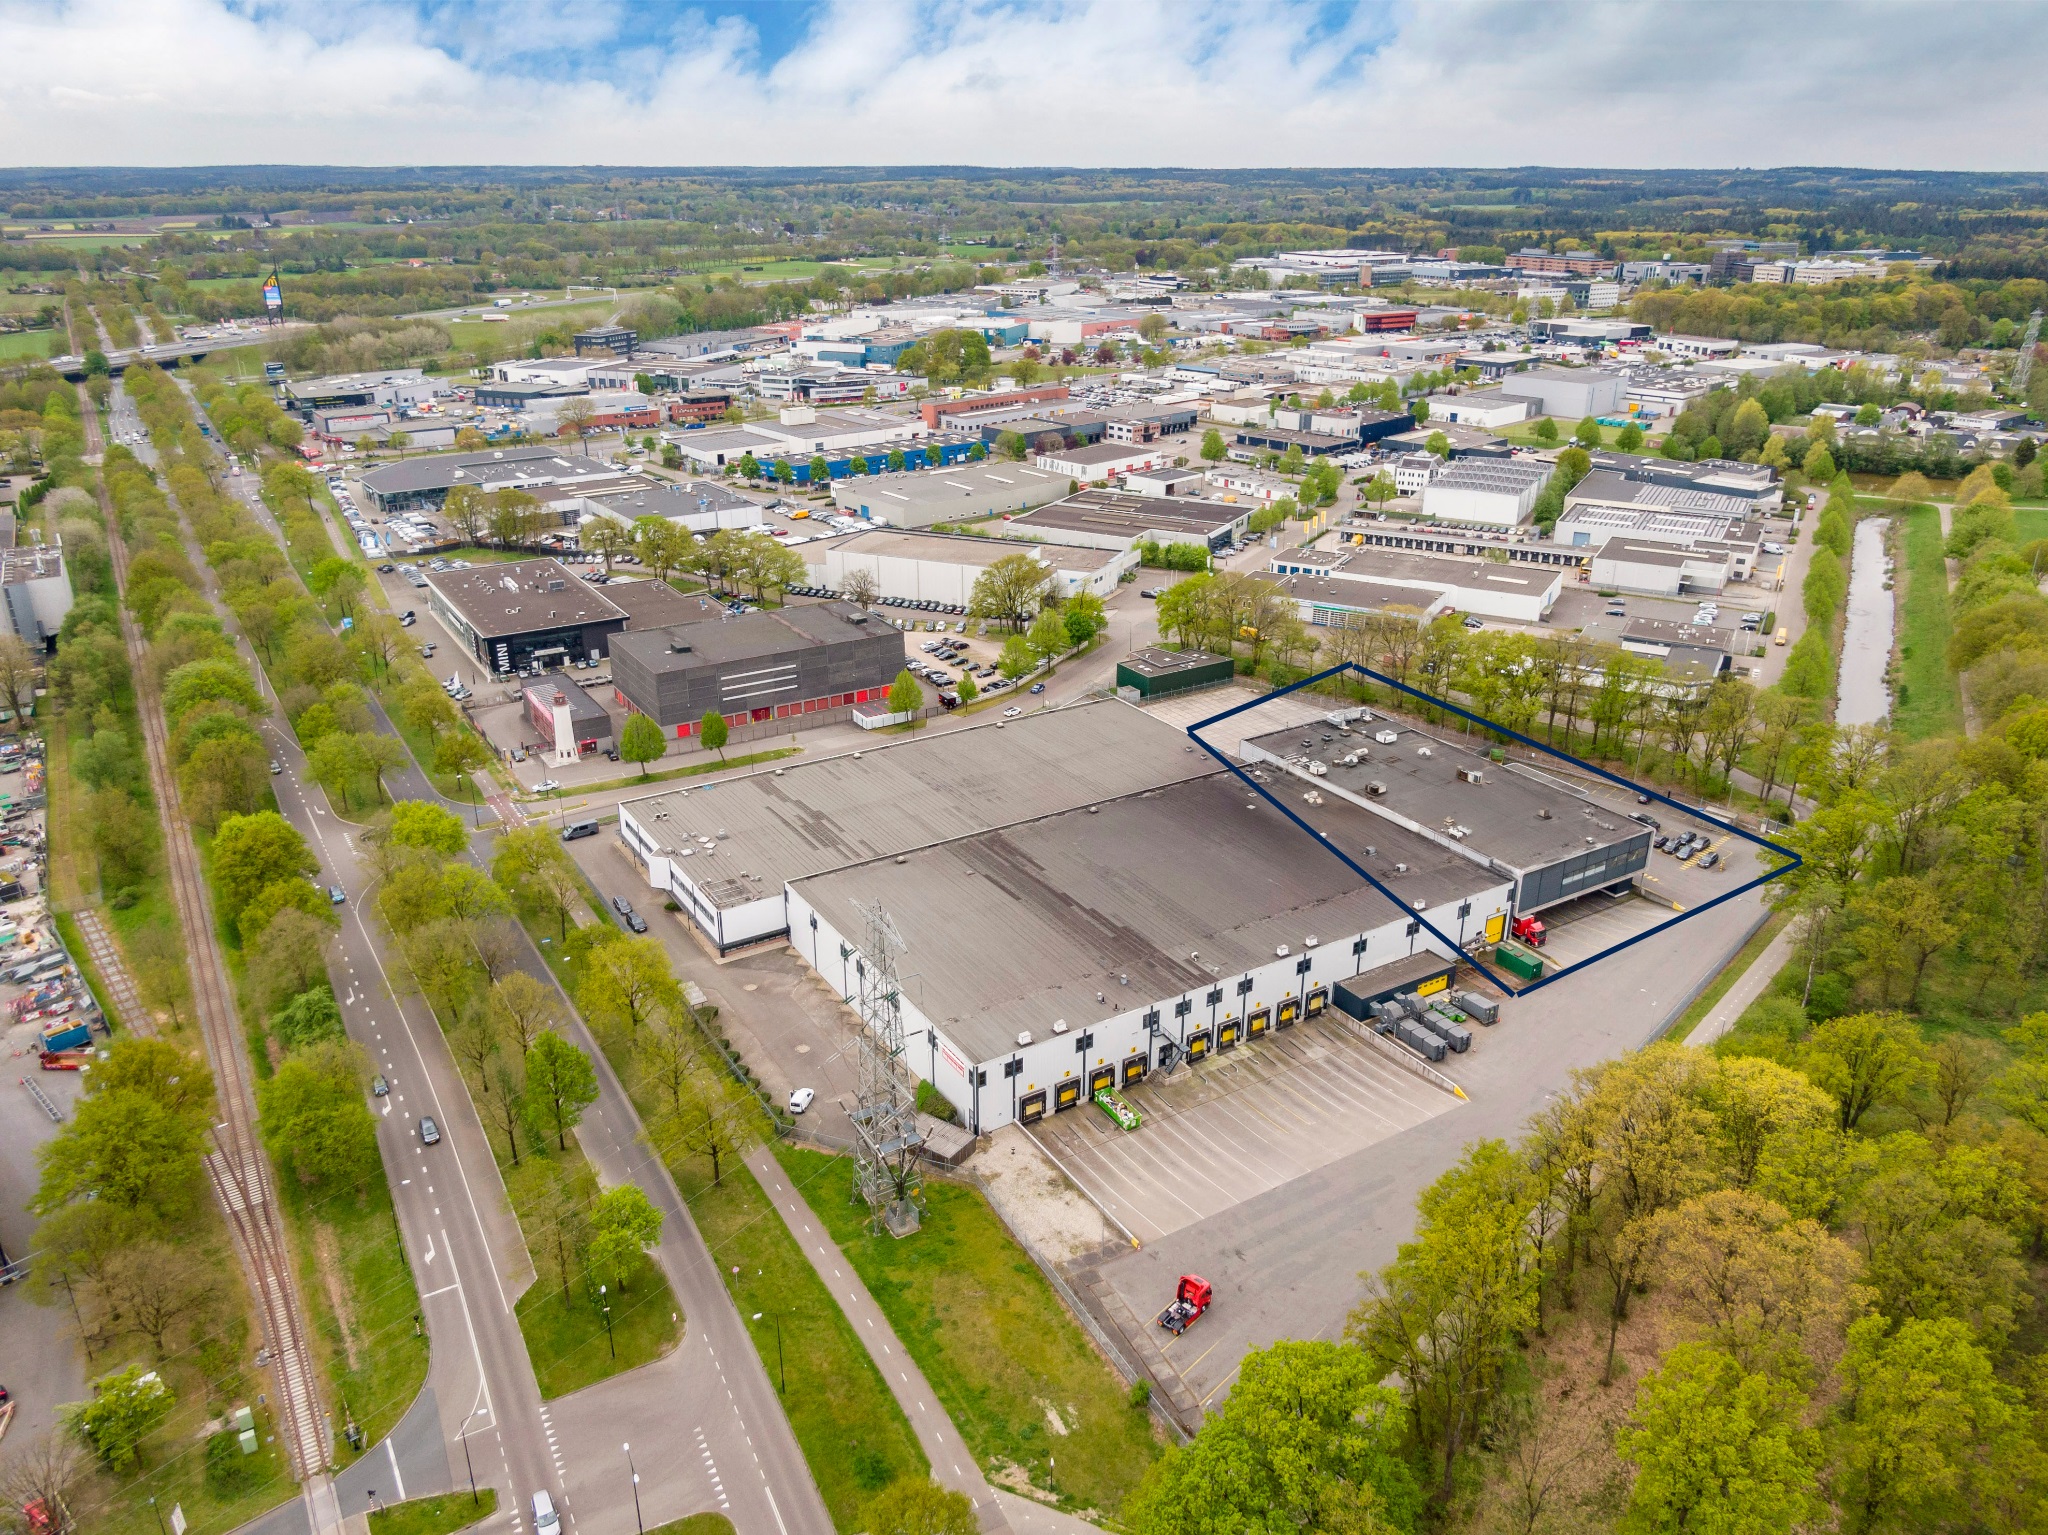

left=2012, top=506, right=2048, bottom=545
left=774, top=1146, right=1162, bottom=1515
left=1893, top=503, right=1963, bottom=740
left=368, top=1490, right=499, bottom=1535
left=0, top=328, right=60, bottom=360
left=647, top=1517, right=736, bottom=1535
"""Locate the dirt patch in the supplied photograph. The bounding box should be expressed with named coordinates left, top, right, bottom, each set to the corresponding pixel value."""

left=973, top=1125, right=1119, bottom=1264
left=312, top=1220, right=361, bottom=1371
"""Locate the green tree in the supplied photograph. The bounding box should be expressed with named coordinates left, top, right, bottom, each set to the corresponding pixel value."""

left=888, top=668, right=924, bottom=718
left=526, top=1029, right=600, bottom=1150
left=270, top=986, right=344, bottom=1051
left=968, top=551, right=1055, bottom=631
left=1200, top=428, right=1227, bottom=463
left=67, top=1365, right=174, bottom=1471
left=998, top=634, right=1036, bottom=680
left=578, top=935, right=679, bottom=1040
left=996, top=430, right=1028, bottom=461
left=1804, top=444, right=1837, bottom=483
left=35, top=1089, right=201, bottom=1214
left=1615, top=422, right=1645, bottom=452
left=161, top=657, right=262, bottom=724
left=865, top=1478, right=978, bottom=1535
left=1027, top=608, right=1069, bottom=671
left=1616, top=1343, right=1818, bottom=1535
left=956, top=672, right=978, bottom=704
left=618, top=712, right=667, bottom=778
left=1803, top=1012, right=1925, bottom=1131
left=1349, top=1141, right=1538, bottom=1502
left=1831, top=1315, right=2030, bottom=1534
left=387, top=800, right=467, bottom=855
left=1425, top=431, right=1450, bottom=459
left=1124, top=1341, right=1422, bottom=1535
left=699, top=710, right=729, bottom=762
left=1532, top=417, right=1559, bottom=444
left=1573, top=415, right=1603, bottom=448
left=807, top=454, right=830, bottom=485
left=257, top=1040, right=381, bottom=1191
left=585, top=1184, right=664, bottom=1291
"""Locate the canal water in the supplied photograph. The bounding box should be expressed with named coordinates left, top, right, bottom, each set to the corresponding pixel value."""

left=1835, top=517, right=1894, bottom=727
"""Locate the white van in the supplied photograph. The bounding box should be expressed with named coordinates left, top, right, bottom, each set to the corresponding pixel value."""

left=532, top=1492, right=560, bottom=1535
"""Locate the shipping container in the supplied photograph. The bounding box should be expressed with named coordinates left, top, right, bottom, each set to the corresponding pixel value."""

left=1493, top=943, right=1543, bottom=982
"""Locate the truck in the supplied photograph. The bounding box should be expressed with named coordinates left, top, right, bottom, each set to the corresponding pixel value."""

left=1510, top=914, right=1547, bottom=948
left=1157, top=1274, right=1212, bottom=1336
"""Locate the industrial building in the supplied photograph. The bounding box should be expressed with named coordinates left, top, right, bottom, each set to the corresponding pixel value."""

left=1580, top=451, right=1784, bottom=513
left=804, top=528, right=1131, bottom=609
left=614, top=701, right=1517, bottom=1130
left=1115, top=648, right=1235, bottom=699
left=1004, top=489, right=1250, bottom=553
left=1552, top=496, right=1763, bottom=580
left=1589, top=538, right=1736, bottom=598
left=1270, top=547, right=1562, bottom=623
left=1, top=543, right=73, bottom=652
left=1421, top=394, right=1530, bottom=429
left=1494, top=368, right=1626, bottom=419
left=1618, top=618, right=1739, bottom=679
left=577, top=477, right=760, bottom=535
left=1237, top=717, right=1651, bottom=916
left=360, top=446, right=617, bottom=514
left=523, top=671, right=614, bottom=762
left=426, top=558, right=632, bottom=675
left=608, top=601, right=905, bottom=742
left=830, top=460, right=1070, bottom=527
left=283, top=368, right=441, bottom=418
left=1419, top=459, right=1553, bottom=527
left=1034, top=440, right=1172, bottom=480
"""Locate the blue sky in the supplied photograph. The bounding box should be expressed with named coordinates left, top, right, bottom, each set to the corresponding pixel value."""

left=3, top=0, right=2042, bottom=169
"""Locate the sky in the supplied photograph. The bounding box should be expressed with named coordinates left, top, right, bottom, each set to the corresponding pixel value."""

left=1, top=0, right=2043, bottom=171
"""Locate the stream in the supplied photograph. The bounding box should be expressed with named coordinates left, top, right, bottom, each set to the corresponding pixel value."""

left=1836, top=517, right=1894, bottom=728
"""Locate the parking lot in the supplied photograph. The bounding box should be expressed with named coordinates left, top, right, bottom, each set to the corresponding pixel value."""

left=1029, top=1012, right=1465, bottom=1244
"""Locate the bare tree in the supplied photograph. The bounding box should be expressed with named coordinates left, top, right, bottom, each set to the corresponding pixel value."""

left=489, top=972, right=558, bottom=1059
left=105, top=1241, right=210, bottom=1358
left=0, top=633, right=39, bottom=719
left=0, top=1432, right=86, bottom=1535
left=841, top=567, right=880, bottom=609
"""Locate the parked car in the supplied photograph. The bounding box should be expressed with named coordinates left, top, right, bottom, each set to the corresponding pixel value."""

left=788, top=1087, right=816, bottom=1114
left=270, top=759, right=283, bottom=775
left=1700, top=851, right=1722, bottom=870
left=533, top=779, right=560, bottom=793
left=371, top=1075, right=389, bottom=1096
left=1003, top=705, right=1023, bottom=718
left=418, top=1116, right=441, bottom=1145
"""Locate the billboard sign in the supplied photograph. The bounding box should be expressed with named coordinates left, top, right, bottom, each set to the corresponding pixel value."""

left=262, top=271, right=283, bottom=316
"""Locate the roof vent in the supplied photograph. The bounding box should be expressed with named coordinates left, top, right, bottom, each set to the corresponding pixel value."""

left=895, top=855, right=907, bottom=864
left=1087, top=805, right=1099, bottom=814
left=1052, top=1018, right=1068, bottom=1033
left=1457, top=766, right=1485, bottom=785
left=669, top=641, right=692, bottom=653
left=1394, top=862, right=1408, bottom=873
left=1017, top=1031, right=1033, bottom=1046
left=1417, top=746, right=1433, bottom=758
left=1275, top=944, right=1289, bottom=957
left=1538, top=807, right=1552, bottom=819
left=1305, top=935, right=1318, bottom=948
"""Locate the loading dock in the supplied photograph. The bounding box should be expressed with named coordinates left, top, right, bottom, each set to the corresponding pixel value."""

left=1247, top=1006, right=1271, bottom=1038
left=1055, top=1075, right=1083, bottom=1111
left=1306, top=985, right=1330, bottom=1017
left=1020, top=1088, right=1048, bottom=1124
left=1186, top=1027, right=1213, bottom=1061
left=1122, top=1055, right=1147, bottom=1086
left=1217, top=1018, right=1240, bottom=1050
left=1276, top=996, right=1299, bottom=1027
left=1089, top=1064, right=1116, bottom=1095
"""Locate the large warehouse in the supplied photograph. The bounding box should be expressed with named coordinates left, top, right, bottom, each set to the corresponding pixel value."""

left=609, top=601, right=906, bottom=742
left=1238, top=718, right=1651, bottom=917
left=615, top=700, right=1515, bottom=1130
left=1269, top=546, right=1563, bottom=622
left=425, top=557, right=630, bottom=674
left=803, top=528, right=1131, bottom=607
left=361, top=445, right=616, bottom=514
left=1419, top=459, right=1553, bottom=528
left=1004, top=488, right=1250, bottom=553
left=831, top=460, right=1071, bottom=527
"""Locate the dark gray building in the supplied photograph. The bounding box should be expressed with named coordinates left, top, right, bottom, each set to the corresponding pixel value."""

left=610, top=601, right=906, bottom=743
left=424, top=557, right=630, bottom=674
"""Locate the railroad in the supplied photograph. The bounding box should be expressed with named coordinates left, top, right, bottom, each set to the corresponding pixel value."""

left=77, top=369, right=336, bottom=1497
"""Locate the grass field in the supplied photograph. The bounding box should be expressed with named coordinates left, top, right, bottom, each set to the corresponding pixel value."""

left=1893, top=503, right=1963, bottom=740
left=0, top=328, right=60, bottom=360
left=647, top=1517, right=736, bottom=1535
left=2012, top=506, right=2048, bottom=545
left=368, top=1490, right=499, bottom=1535
left=774, top=1146, right=1162, bottom=1516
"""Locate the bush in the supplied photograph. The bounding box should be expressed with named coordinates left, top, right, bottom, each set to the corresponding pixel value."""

left=1129, top=1379, right=1153, bottom=1408
left=915, top=1080, right=959, bottom=1124
left=206, top=1429, right=259, bottom=1495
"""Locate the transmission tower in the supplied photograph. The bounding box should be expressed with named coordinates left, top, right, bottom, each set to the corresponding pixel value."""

left=849, top=903, right=924, bottom=1237
left=2011, top=309, right=2044, bottom=396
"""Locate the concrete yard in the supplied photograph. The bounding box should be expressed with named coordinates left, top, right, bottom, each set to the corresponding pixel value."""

left=1028, top=1013, right=1461, bottom=1244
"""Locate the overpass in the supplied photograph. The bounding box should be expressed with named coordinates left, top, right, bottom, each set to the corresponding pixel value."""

left=41, top=325, right=308, bottom=379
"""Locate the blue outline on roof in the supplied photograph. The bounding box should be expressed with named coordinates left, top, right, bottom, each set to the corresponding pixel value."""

left=1186, top=662, right=1802, bottom=997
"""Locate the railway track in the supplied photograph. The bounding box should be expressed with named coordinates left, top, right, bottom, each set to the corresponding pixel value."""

left=79, top=377, right=333, bottom=1485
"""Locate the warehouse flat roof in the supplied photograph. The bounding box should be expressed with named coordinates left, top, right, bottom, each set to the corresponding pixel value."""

left=363, top=446, right=612, bottom=498
left=847, top=460, right=1066, bottom=511
left=1007, top=490, right=1243, bottom=540
left=610, top=599, right=888, bottom=675
left=1280, top=546, right=1560, bottom=595
left=426, top=558, right=628, bottom=638
left=1593, top=539, right=1692, bottom=569
left=1277, top=574, right=1446, bottom=613
left=603, top=578, right=715, bottom=629
left=622, top=699, right=1220, bottom=906
left=794, top=767, right=1487, bottom=1062
left=1241, top=717, right=1643, bottom=873
left=1047, top=441, right=1160, bottom=465
left=829, top=528, right=1122, bottom=572
left=1118, top=647, right=1232, bottom=680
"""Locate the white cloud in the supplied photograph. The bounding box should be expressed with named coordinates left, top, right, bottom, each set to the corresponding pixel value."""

left=0, top=0, right=2040, bottom=169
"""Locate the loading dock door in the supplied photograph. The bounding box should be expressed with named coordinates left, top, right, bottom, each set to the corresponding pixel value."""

left=1485, top=912, right=1506, bottom=944
left=1088, top=1064, right=1116, bottom=1095
left=1186, top=1028, right=1213, bottom=1062
left=1054, top=1076, right=1083, bottom=1112
left=1276, top=996, right=1300, bottom=1027
left=1217, top=1018, right=1240, bottom=1050
left=1305, top=986, right=1329, bottom=1018
left=1019, top=1089, right=1048, bottom=1125
left=1121, top=1055, right=1146, bottom=1086
left=1246, top=1007, right=1271, bottom=1038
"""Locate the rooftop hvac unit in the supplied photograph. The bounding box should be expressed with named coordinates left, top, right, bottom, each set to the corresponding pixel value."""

left=1307, top=760, right=1328, bottom=776
left=1052, top=1019, right=1068, bottom=1033
left=1538, top=807, right=1553, bottom=819
left=1018, top=1031, right=1033, bottom=1046
left=1417, top=746, right=1433, bottom=758
left=1457, top=766, right=1485, bottom=785
left=1393, top=862, right=1408, bottom=873
left=1276, top=944, right=1290, bottom=957
left=1366, top=781, right=1388, bottom=796
left=1375, top=730, right=1398, bottom=744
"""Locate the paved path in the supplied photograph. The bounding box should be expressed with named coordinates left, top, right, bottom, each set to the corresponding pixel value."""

left=1685, top=920, right=1797, bottom=1047
left=745, top=1145, right=1014, bottom=1535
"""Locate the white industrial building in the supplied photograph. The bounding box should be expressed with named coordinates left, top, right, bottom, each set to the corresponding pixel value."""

left=1, top=543, right=73, bottom=653
left=1034, top=441, right=1171, bottom=480
left=803, top=528, right=1132, bottom=608
left=830, top=460, right=1069, bottom=527
left=1419, top=459, right=1552, bottom=528
left=1421, top=394, right=1530, bottom=429
left=1494, top=368, right=1626, bottom=420
left=1589, top=537, right=1734, bottom=597
left=1392, top=453, right=1445, bottom=494
left=1270, top=546, right=1563, bottom=623
left=577, top=478, right=761, bottom=535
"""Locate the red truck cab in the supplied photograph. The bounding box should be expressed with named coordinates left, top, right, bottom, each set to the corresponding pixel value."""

left=1511, top=915, right=1546, bottom=948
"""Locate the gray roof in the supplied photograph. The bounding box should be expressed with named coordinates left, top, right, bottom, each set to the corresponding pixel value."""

left=792, top=766, right=1489, bottom=1063
left=361, top=445, right=613, bottom=498
left=840, top=461, right=1069, bottom=515
left=1242, top=718, right=1641, bottom=875
left=621, top=699, right=1218, bottom=906
left=828, top=528, right=1121, bottom=572
left=425, top=558, right=628, bottom=638
left=1278, top=574, right=1444, bottom=613
left=583, top=478, right=754, bottom=518
left=1007, top=490, right=1243, bottom=541
left=602, top=578, right=714, bottom=630
left=1043, top=441, right=1161, bottom=465
left=1620, top=617, right=1737, bottom=655
left=1283, top=547, right=1559, bottom=596
left=524, top=671, right=610, bottom=730
left=1119, top=647, right=1232, bottom=679
left=608, top=599, right=894, bottom=675
left=1430, top=459, right=1552, bottom=492
left=1592, top=539, right=1691, bottom=568
left=1567, top=469, right=1753, bottom=519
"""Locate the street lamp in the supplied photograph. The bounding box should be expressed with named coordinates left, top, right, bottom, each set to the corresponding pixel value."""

left=458, top=1405, right=483, bottom=1506
left=148, top=1497, right=167, bottom=1535
left=753, top=1310, right=786, bottom=1393
left=624, top=1443, right=644, bottom=1535
left=600, top=1283, right=615, bottom=1359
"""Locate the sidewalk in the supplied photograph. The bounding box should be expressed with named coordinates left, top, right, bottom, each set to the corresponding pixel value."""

left=1687, top=920, right=1798, bottom=1047
left=744, top=1145, right=1015, bottom=1535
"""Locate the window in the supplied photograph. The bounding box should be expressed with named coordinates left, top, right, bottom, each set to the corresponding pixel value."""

left=1236, top=977, right=1254, bottom=996
left=1295, top=956, right=1313, bottom=976
left=1143, top=1008, right=1161, bottom=1028
left=1206, top=987, right=1223, bottom=1007
left=1075, top=1031, right=1094, bottom=1053
left=1174, top=998, right=1192, bottom=1019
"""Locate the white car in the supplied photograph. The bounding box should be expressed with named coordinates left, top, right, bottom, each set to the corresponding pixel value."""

left=788, top=1087, right=816, bottom=1115
left=1003, top=705, right=1023, bottom=719
left=533, top=779, right=561, bottom=793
